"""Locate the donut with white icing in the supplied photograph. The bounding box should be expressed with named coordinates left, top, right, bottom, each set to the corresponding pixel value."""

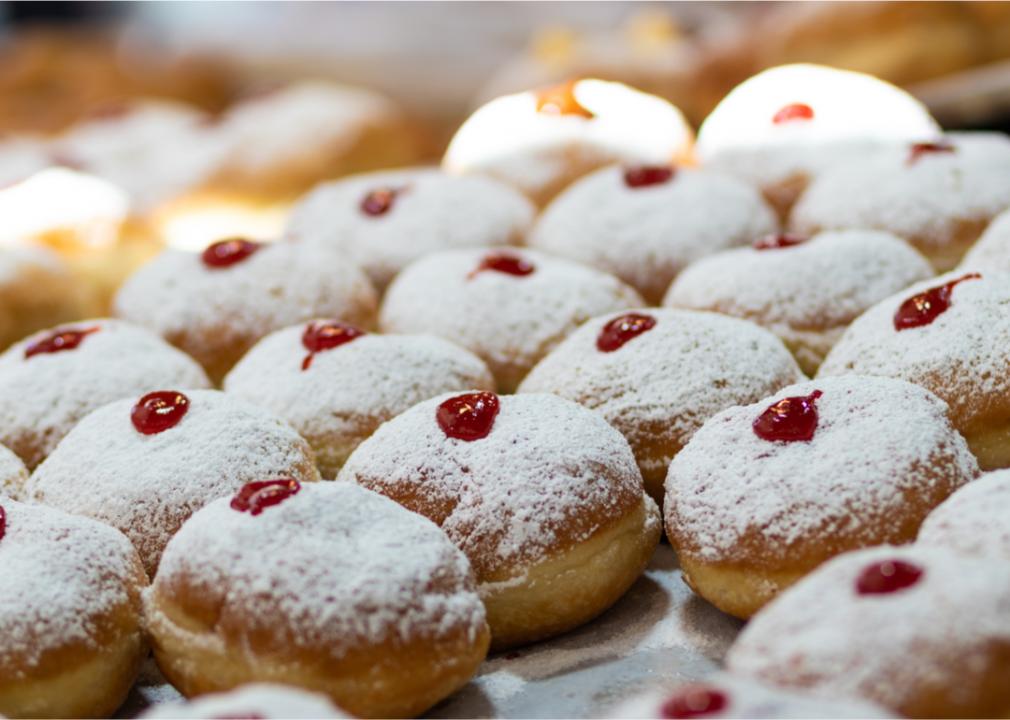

left=664, top=230, right=934, bottom=374
left=224, top=320, right=495, bottom=478
left=338, top=391, right=661, bottom=649
left=791, top=132, right=1010, bottom=271
left=286, top=167, right=535, bottom=290
left=697, top=63, right=940, bottom=218
left=27, top=388, right=319, bottom=576
left=918, top=470, right=1010, bottom=559
left=114, top=239, right=378, bottom=383
left=141, top=683, right=350, bottom=719
left=958, top=206, right=1010, bottom=272
left=818, top=271, right=1010, bottom=470
left=145, top=481, right=489, bottom=718
left=0, top=499, right=148, bottom=718
left=0, top=318, right=209, bottom=470
left=380, top=247, right=642, bottom=392
left=665, top=375, right=978, bottom=618
left=529, top=164, right=777, bottom=303
left=727, top=546, right=1010, bottom=718
left=444, top=78, right=693, bottom=206
left=519, top=309, right=803, bottom=503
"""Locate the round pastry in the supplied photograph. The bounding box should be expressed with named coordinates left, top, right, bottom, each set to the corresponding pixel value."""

left=224, top=319, right=495, bottom=478
left=27, top=388, right=320, bottom=576
left=145, top=480, right=489, bottom=718
left=696, top=63, right=940, bottom=218
left=518, top=309, right=803, bottom=503
left=664, top=230, right=935, bottom=374
left=141, top=683, right=350, bottom=719
left=918, top=470, right=1010, bottom=559
left=726, top=545, right=1010, bottom=718
left=664, top=375, right=978, bottom=619
left=818, top=271, right=1010, bottom=470
left=380, top=247, right=642, bottom=392
left=0, top=499, right=148, bottom=719
left=958, top=206, right=1010, bottom=272
left=0, top=318, right=210, bottom=470
left=529, top=163, right=777, bottom=303
left=338, top=391, right=661, bottom=649
left=0, top=445, right=27, bottom=500
left=113, top=238, right=378, bottom=383
left=610, top=672, right=892, bottom=719
left=286, top=167, right=536, bottom=290
left=791, top=132, right=1010, bottom=271
left=444, top=78, right=693, bottom=206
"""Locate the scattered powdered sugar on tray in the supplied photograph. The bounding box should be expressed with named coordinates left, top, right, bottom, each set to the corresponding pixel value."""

left=918, top=470, right=1010, bottom=559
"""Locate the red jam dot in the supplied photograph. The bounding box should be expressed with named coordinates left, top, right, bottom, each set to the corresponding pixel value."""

left=753, top=233, right=807, bottom=251
left=772, top=102, right=815, bottom=124
left=908, top=141, right=955, bottom=165
left=0, top=505, right=6, bottom=543
left=536, top=80, right=595, bottom=119
left=201, top=238, right=262, bottom=269
left=623, top=165, right=675, bottom=189
left=469, top=251, right=535, bottom=279
left=660, top=687, right=728, bottom=719
left=856, top=559, right=924, bottom=595
left=753, top=390, right=823, bottom=442
left=360, top=186, right=405, bottom=217
left=893, top=273, right=980, bottom=331
left=131, top=391, right=189, bottom=435
left=24, top=326, right=99, bottom=359
left=597, top=313, right=657, bottom=352
left=230, top=479, right=301, bottom=516
left=300, top=320, right=365, bottom=370
left=436, top=392, right=500, bottom=441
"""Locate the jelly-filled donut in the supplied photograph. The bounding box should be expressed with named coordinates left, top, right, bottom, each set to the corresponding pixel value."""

left=0, top=499, right=148, bottom=719
left=224, top=320, right=495, bottom=478
left=958, top=206, right=1010, bottom=272
left=664, top=230, right=934, bottom=374
left=27, top=389, right=319, bottom=576
left=338, top=391, right=661, bottom=649
left=114, top=239, right=378, bottom=383
left=286, top=167, right=536, bottom=291
left=444, top=78, right=693, bottom=206
left=818, top=271, right=1010, bottom=470
left=791, top=133, right=1010, bottom=271
left=610, top=672, right=892, bottom=719
left=519, top=309, right=803, bottom=503
left=697, top=64, right=940, bottom=218
left=141, top=684, right=350, bottom=719
left=727, top=546, right=1010, bottom=718
left=380, top=247, right=642, bottom=392
left=665, top=375, right=977, bottom=619
left=145, top=481, right=489, bottom=718
left=0, top=319, right=209, bottom=470
left=0, top=445, right=27, bottom=500
left=529, top=163, right=777, bottom=303
left=918, top=470, right=1010, bottom=559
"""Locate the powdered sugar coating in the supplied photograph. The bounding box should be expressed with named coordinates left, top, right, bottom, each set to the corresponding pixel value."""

left=727, top=545, right=1010, bottom=715
left=224, top=325, right=495, bottom=477
left=918, top=471, right=1010, bottom=559
left=380, top=247, right=642, bottom=392
left=141, top=683, right=350, bottom=719
left=817, top=271, right=1010, bottom=432
left=338, top=392, right=646, bottom=580
left=27, top=389, right=319, bottom=576
left=0, top=445, right=27, bottom=500
left=286, top=167, right=536, bottom=290
left=0, top=500, right=144, bottom=674
left=665, top=375, right=978, bottom=565
left=664, top=230, right=934, bottom=373
left=610, top=672, right=893, bottom=719
left=530, top=165, right=777, bottom=303
left=147, top=481, right=486, bottom=660
left=113, top=241, right=378, bottom=382
left=791, top=133, right=1010, bottom=267
left=519, top=309, right=804, bottom=485
left=0, top=319, right=210, bottom=470
left=959, top=207, right=1010, bottom=272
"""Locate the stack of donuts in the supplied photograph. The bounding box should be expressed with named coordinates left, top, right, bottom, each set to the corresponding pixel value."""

left=1, top=61, right=1010, bottom=719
